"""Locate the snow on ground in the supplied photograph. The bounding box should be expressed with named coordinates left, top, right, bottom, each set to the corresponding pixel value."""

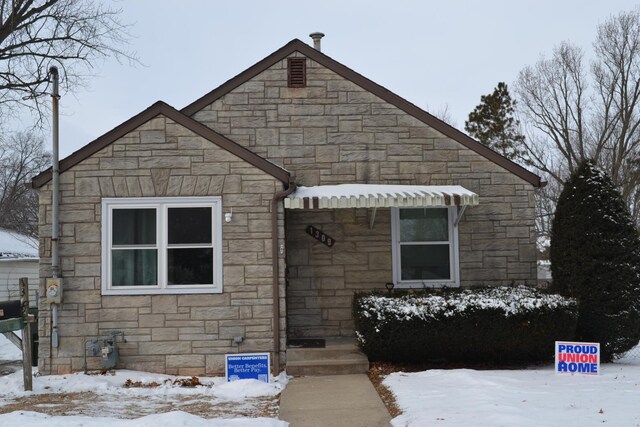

left=0, top=368, right=287, bottom=400
left=384, top=348, right=640, bottom=427
left=0, top=332, right=21, bottom=360
left=0, top=411, right=285, bottom=427
left=0, top=363, right=289, bottom=426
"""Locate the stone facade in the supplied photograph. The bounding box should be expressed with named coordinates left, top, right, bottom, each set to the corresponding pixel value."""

left=190, top=53, right=537, bottom=338
left=36, top=41, right=539, bottom=372
left=37, top=115, right=286, bottom=374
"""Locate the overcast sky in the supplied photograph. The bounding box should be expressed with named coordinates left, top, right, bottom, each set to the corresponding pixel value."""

left=43, top=0, right=637, bottom=158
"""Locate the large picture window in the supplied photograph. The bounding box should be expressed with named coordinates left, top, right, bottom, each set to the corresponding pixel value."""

left=102, top=197, right=223, bottom=295
left=391, top=207, right=459, bottom=288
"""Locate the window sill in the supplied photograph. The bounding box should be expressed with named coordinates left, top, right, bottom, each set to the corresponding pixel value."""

left=101, top=287, right=222, bottom=296
left=394, top=281, right=459, bottom=289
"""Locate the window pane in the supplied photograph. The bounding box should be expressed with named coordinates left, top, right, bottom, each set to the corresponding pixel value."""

left=400, top=244, right=450, bottom=280
left=113, top=208, right=156, bottom=245
left=400, top=208, right=448, bottom=242
left=168, top=248, right=214, bottom=285
left=112, top=249, right=157, bottom=286
left=168, top=207, right=212, bottom=244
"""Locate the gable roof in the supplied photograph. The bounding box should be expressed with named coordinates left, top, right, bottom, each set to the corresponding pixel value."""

left=183, top=39, right=543, bottom=188
left=32, top=101, right=291, bottom=188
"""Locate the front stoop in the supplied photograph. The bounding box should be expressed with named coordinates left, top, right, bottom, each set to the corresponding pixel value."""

left=286, top=338, right=370, bottom=376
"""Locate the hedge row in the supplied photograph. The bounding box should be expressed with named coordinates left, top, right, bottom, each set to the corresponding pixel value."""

left=353, top=286, right=578, bottom=364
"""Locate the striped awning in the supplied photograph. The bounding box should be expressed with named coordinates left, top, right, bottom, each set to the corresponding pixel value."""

left=284, top=184, right=479, bottom=209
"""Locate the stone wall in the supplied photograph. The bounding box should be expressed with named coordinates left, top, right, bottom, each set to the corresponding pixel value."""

left=191, top=53, right=537, bottom=337
left=37, top=115, right=286, bottom=374
left=286, top=208, right=392, bottom=338
left=37, top=47, right=539, bottom=357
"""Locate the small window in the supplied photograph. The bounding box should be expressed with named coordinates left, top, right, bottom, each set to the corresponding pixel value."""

left=288, top=57, right=306, bottom=88
left=391, top=207, right=459, bottom=288
left=102, top=197, right=223, bottom=295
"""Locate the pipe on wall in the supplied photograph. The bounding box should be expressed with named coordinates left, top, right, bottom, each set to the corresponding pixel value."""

left=50, top=66, right=60, bottom=349
left=270, top=178, right=295, bottom=375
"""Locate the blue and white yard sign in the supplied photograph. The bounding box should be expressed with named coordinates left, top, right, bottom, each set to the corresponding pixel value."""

left=555, top=341, right=600, bottom=375
left=225, top=352, right=270, bottom=383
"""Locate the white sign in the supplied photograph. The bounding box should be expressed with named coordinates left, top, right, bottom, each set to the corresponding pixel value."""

left=555, top=341, right=600, bottom=375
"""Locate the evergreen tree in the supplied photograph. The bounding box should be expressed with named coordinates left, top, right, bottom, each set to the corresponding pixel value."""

left=465, top=82, right=526, bottom=160
left=550, top=160, right=640, bottom=361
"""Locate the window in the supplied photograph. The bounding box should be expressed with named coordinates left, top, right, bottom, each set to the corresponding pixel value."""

left=391, top=207, right=459, bottom=288
left=102, top=197, right=222, bottom=295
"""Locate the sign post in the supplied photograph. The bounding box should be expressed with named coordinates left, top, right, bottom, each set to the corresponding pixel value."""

left=20, top=277, right=33, bottom=391
left=555, top=341, right=600, bottom=375
left=225, top=353, right=270, bottom=383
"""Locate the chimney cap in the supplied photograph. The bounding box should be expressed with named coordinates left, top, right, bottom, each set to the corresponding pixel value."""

left=309, top=32, right=325, bottom=51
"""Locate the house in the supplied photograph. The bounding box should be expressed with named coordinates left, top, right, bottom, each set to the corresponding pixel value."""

left=32, top=38, right=542, bottom=375
left=0, top=228, right=39, bottom=304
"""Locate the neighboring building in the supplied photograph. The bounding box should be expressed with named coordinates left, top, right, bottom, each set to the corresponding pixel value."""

left=0, top=228, right=39, bottom=305
left=537, top=260, right=552, bottom=288
left=32, top=38, right=543, bottom=375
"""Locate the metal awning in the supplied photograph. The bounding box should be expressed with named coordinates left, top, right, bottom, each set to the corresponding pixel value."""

left=284, top=184, right=479, bottom=209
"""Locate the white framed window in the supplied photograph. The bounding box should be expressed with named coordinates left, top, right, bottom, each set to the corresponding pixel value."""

left=391, top=207, right=460, bottom=288
left=101, top=197, right=223, bottom=295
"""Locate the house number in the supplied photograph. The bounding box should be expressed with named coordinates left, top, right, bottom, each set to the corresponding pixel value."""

left=306, top=225, right=335, bottom=247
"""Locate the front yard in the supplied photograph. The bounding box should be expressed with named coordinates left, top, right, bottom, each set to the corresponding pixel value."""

left=3, top=334, right=640, bottom=425
left=0, top=334, right=288, bottom=426
left=381, top=347, right=640, bottom=426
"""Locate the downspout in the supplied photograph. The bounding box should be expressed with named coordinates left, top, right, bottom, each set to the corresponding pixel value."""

left=50, top=66, right=60, bottom=349
left=271, top=178, right=296, bottom=375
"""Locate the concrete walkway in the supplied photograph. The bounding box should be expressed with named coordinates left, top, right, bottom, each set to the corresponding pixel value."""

left=279, top=374, right=392, bottom=426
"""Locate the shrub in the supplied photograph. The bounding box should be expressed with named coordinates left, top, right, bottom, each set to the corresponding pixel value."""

left=353, top=286, right=577, bottom=364
left=550, top=160, right=640, bottom=361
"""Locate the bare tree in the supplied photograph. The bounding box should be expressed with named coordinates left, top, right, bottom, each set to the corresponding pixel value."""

left=428, top=103, right=458, bottom=128
left=0, top=0, right=136, bottom=124
left=0, top=131, right=50, bottom=237
left=516, top=8, right=640, bottom=224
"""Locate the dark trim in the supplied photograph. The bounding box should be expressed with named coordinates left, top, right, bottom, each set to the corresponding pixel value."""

left=32, top=101, right=290, bottom=188
left=182, top=39, right=543, bottom=188
left=182, top=39, right=304, bottom=116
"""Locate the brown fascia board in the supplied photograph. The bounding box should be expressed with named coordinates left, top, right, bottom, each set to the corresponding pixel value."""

left=31, top=101, right=290, bottom=188
left=182, top=39, right=544, bottom=188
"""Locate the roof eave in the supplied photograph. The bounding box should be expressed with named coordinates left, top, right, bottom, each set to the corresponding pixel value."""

left=31, top=101, right=290, bottom=188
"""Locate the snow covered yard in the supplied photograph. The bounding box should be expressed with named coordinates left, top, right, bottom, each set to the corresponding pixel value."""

left=0, top=335, right=288, bottom=426
left=383, top=349, right=640, bottom=426
left=0, top=332, right=21, bottom=361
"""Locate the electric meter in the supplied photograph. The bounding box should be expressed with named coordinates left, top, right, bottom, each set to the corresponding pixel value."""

left=46, top=278, right=63, bottom=304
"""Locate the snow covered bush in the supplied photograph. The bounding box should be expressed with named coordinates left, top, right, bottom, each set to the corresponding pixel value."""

left=550, top=160, right=640, bottom=361
left=353, top=286, right=577, bottom=364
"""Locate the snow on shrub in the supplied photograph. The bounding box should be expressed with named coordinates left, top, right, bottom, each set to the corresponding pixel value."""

left=354, top=286, right=577, bottom=364
left=357, top=286, right=574, bottom=322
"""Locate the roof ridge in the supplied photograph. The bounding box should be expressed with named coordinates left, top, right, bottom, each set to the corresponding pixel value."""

left=181, top=39, right=543, bottom=187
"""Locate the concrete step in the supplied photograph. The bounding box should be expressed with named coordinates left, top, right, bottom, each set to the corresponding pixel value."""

left=286, top=338, right=370, bottom=376
left=286, top=358, right=370, bottom=376
left=286, top=347, right=365, bottom=362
